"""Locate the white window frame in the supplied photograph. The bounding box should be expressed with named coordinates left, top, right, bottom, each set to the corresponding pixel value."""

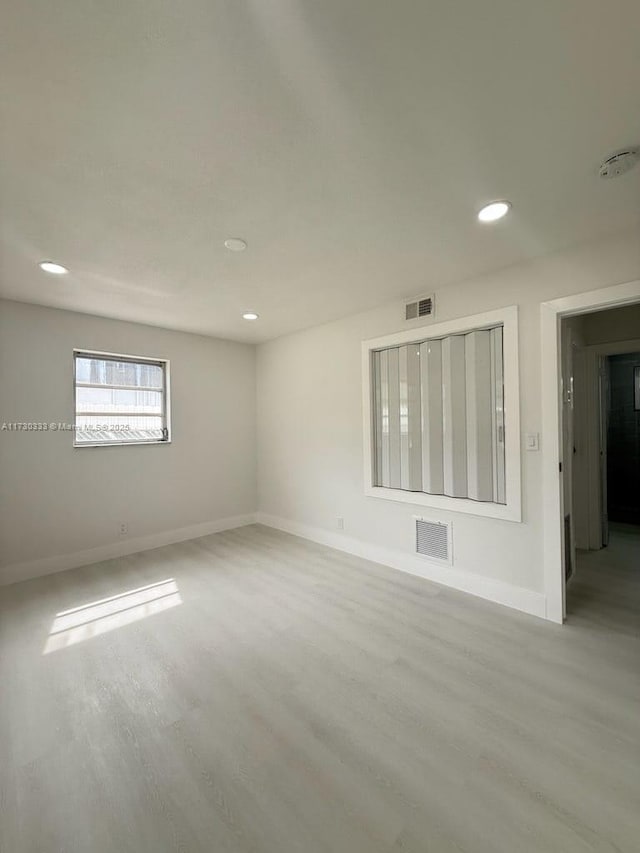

left=73, top=349, right=171, bottom=448
left=361, top=306, right=521, bottom=522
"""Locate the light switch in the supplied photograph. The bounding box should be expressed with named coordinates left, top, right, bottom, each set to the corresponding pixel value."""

left=525, top=432, right=539, bottom=451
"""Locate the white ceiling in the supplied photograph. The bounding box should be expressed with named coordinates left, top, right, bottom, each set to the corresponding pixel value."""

left=1, top=0, right=639, bottom=343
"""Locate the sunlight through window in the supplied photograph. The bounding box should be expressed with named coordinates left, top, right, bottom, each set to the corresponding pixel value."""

left=43, top=578, right=182, bottom=654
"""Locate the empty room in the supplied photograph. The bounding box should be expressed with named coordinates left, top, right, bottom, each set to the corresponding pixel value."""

left=1, top=2, right=639, bottom=852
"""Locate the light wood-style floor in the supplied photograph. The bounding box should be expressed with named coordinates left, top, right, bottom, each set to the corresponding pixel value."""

left=1, top=524, right=639, bottom=853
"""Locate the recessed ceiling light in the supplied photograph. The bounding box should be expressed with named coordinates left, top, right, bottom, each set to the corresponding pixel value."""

left=477, top=201, right=511, bottom=223
left=242, top=312, right=259, bottom=321
left=39, top=261, right=68, bottom=275
left=224, top=238, right=247, bottom=252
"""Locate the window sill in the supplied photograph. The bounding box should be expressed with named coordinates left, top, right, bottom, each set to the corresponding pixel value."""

left=73, top=440, right=172, bottom=449
left=365, top=484, right=521, bottom=522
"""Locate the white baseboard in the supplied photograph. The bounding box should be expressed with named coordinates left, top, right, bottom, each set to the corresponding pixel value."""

left=0, top=513, right=258, bottom=587
left=2, top=510, right=547, bottom=620
left=256, top=512, right=547, bottom=620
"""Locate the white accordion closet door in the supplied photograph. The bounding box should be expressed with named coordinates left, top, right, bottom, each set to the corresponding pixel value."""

left=442, top=335, right=468, bottom=498
left=399, top=344, right=423, bottom=491
left=465, top=330, right=494, bottom=501
left=491, top=326, right=506, bottom=504
left=386, top=348, right=402, bottom=488
left=371, top=325, right=505, bottom=503
left=373, top=349, right=390, bottom=487
left=419, top=340, right=444, bottom=494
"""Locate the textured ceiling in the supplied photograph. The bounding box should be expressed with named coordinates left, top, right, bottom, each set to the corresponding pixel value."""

left=1, top=0, right=639, bottom=342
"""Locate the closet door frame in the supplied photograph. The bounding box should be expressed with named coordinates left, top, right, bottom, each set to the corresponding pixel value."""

left=362, top=305, right=522, bottom=523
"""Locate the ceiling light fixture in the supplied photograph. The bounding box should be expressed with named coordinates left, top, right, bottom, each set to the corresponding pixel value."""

left=224, top=238, right=247, bottom=252
left=242, top=312, right=259, bottom=321
left=39, top=261, right=68, bottom=275
left=477, top=201, right=511, bottom=223
left=599, top=149, right=639, bottom=179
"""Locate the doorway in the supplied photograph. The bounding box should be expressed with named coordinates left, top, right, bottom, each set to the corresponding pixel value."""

left=564, top=331, right=640, bottom=591
left=541, top=280, right=640, bottom=623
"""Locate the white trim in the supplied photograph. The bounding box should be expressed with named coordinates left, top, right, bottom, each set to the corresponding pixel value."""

left=0, top=514, right=258, bottom=586
left=72, top=347, right=168, bottom=364
left=74, top=439, right=173, bottom=449
left=257, top=512, right=546, bottom=619
left=361, top=306, right=522, bottom=522
left=541, top=281, right=640, bottom=318
left=541, top=279, right=640, bottom=624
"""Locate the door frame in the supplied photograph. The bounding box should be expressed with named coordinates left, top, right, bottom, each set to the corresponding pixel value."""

left=541, top=279, right=640, bottom=623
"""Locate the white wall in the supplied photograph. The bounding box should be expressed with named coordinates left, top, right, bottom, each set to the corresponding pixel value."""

left=2, top=230, right=639, bottom=608
left=0, top=300, right=256, bottom=583
left=256, top=230, right=640, bottom=618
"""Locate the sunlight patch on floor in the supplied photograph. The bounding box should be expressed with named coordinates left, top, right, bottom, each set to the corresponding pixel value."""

left=43, top=578, right=181, bottom=654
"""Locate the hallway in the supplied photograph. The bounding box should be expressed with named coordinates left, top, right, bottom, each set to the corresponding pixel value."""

left=569, top=525, right=640, bottom=635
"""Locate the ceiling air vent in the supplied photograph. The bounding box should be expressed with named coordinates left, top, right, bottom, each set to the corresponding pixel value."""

left=414, top=517, right=452, bottom=564
left=405, top=294, right=435, bottom=321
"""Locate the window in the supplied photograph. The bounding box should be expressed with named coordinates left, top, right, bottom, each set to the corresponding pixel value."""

left=362, top=307, right=521, bottom=522
left=73, top=350, right=170, bottom=446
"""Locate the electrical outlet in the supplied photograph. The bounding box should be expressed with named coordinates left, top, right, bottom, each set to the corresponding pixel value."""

left=337, top=517, right=345, bottom=530
left=119, top=522, right=129, bottom=536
